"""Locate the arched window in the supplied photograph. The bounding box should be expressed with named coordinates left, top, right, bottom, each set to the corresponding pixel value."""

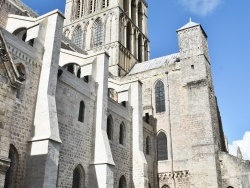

left=155, top=80, right=165, bottom=113
left=146, top=136, right=150, bottom=155
left=75, top=0, right=85, bottom=18
left=102, top=0, right=109, bottom=8
left=162, top=185, right=170, bottom=188
left=4, top=145, right=19, bottom=188
left=119, top=175, right=127, bottom=188
left=107, top=115, right=113, bottom=140
left=157, top=132, right=168, bottom=161
left=78, top=101, right=85, bottom=123
left=15, top=64, right=26, bottom=99
left=72, top=26, right=83, bottom=48
left=119, top=122, right=125, bottom=145
left=89, top=0, right=97, bottom=13
left=93, top=18, right=104, bottom=47
left=138, top=2, right=143, bottom=31
left=131, top=0, right=136, bottom=23
left=138, top=33, right=142, bottom=62
left=126, top=22, right=132, bottom=52
left=72, top=165, right=85, bottom=188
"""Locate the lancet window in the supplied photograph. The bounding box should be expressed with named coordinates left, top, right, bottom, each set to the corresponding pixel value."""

left=155, top=80, right=165, bottom=113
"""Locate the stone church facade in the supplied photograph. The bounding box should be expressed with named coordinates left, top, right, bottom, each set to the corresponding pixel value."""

left=0, top=0, right=249, bottom=188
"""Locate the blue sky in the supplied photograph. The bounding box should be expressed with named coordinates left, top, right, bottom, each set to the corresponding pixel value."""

left=22, top=0, right=250, bottom=150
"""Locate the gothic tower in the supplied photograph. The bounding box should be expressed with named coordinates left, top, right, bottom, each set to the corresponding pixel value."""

left=64, top=0, right=150, bottom=76
left=172, top=20, right=224, bottom=187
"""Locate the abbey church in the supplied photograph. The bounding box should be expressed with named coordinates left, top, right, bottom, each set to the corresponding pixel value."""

left=0, top=0, right=249, bottom=187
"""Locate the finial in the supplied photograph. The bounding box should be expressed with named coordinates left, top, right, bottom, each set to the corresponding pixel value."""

left=189, top=17, right=192, bottom=22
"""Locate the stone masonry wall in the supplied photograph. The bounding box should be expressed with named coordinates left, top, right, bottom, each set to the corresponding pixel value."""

left=220, top=151, right=250, bottom=188
left=108, top=99, right=133, bottom=187
left=56, top=69, right=96, bottom=188
left=143, top=123, right=157, bottom=188
left=10, top=46, right=41, bottom=187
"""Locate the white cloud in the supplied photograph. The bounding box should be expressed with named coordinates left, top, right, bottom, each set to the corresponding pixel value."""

left=178, top=0, right=221, bottom=16
left=228, top=131, right=250, bottom=160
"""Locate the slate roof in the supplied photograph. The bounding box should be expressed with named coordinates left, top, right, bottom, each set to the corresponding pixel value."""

left=128, top=53, right=180, bottom=75
left=177, top=20, right=200, bottom=31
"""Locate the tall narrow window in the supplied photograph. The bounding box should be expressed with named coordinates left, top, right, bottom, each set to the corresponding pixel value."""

left=4, top=145, right=19, bottom=188
left=155, top=80, right=165, bottom=113
left=119, top=122, right=125, bottom=145
left=93, top=18, right=104, bottom=47
left=78, top=101, right=85, bottom=123
left=126, top=22, right=132, bottom=52
left=138, top=34, right=142, bottom=61
left=72, top=165, right=85, bottom=188
left=102, top=0, right=109, bottom=8
left=76, top=0, right=81, bottom=18
left=138, top=2, right=143, bottom=31
left=72, top=26, right=83, bottom=48
left=89, top=0, right=97, bottom=13
left=119, top=175, right=127, bottom=188
left=107, top=115, right=113, bottom=140
left=146, top=136, right=150, bottom=155
left=157, top=132, right=168, bottom=161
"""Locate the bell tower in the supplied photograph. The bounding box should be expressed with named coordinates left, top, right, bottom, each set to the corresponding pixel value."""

left=63, top=0, right=150, bottom=76
left=176, top=20, right=224, bottom=187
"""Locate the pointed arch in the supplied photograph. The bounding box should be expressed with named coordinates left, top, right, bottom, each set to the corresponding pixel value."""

left=4, top=145, right=19, bottom=188
left=119, top=122, right=126, bottom=145
left=93, top=18, right=104, bottom=47
left=78, top=101, right=85, bottom=123
left=157, top=131, right=168, bottom=161
left=72, top=164, right=85, bottom=188
left=72, top=25, right=83, bottom=48
left=119, top=175, right=127, bottom=188
left=155, top=80, right=165, bottom=113
left=161, top=185, right=170, bottom=188
left=107, top=115, right=113, bottom=140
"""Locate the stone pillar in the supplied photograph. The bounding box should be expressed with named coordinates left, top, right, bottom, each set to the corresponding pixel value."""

left=124, top=26, right=127, bottom=48
left=89, top=52, right=115, bottom=188
left=24, top=10, right=64, bottom=188
left=130, top=81, right=148, bottom=188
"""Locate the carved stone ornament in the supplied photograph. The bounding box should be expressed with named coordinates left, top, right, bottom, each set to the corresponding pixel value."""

left=0, top=29, right=23, bottom=88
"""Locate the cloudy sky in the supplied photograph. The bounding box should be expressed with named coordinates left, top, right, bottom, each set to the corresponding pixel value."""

left=21, top=0, right=250, bottom=160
